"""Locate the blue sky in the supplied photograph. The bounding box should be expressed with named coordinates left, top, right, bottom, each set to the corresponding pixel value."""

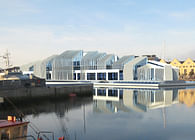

left=0, top=0, right=195, bottom=66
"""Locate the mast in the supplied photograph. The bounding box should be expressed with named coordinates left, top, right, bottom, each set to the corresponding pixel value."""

left=0, top=50, right=12, bottom=68
left=163, top=40, right=166, bottom=60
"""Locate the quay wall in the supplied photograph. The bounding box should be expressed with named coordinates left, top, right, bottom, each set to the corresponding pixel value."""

left=0, top=84, right=93, bottom=99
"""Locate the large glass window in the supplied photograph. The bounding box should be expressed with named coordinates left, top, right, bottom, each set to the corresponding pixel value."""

left=73, top=73, right=76, bottom=80
left=119, top=70, right=123, bottom=80
left=46, top=72, right=51, bottom=80
left=97, top=73, right=106, bottom=80
left=73, top=61, right=80, bottom=70
left=46, top=62, right=52, bottom=71
left=151, top=68, right=154, bottom=80
left=87, top=73, right=96, bottom=80
left=108, top=72, right=118, bottom=80
left=77, top=73, right=80, bottom=80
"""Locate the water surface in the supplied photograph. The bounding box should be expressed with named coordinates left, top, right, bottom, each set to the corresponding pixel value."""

left=1, top=87, right=195, bottom=140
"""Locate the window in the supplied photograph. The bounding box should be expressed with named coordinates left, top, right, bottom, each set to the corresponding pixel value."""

left=184, top=69, right=187, bottom=75
left=77, top=73, right=80, bottom=80
left=87, top=73, right=96, bottom=80
left=73, top=73, right=76, bottom=80
left=108, top=72, right=118, bottom=80
left=97, top=73, right=106, bottom=80
left=46, top=62, right=52, bottom=71
left=1, top=133, right=9, bottom=140
left=151, top=68, right=154, bottom=80
left=119, top=70, right=123, bottom=80
left=46, top=72, right=51, bottom=80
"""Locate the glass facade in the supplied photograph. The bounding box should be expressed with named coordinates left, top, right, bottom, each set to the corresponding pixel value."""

left=97, top=73, right=106, bottom=80
left=22, top=50, right=177, bottom=81
left=46, top=72, right=51, bottom=80
left=87, top=73, right=96, bottom=80
left=29, top=66, right=34, bottom=71
left=77, top=73, right=80, bottom=80
left=108, top=72, right=118, bottom=80
left=119, top=70, right=123, bottom=80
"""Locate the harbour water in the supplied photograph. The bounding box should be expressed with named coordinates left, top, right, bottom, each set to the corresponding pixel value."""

left=1, top=87, right=195, bottom=140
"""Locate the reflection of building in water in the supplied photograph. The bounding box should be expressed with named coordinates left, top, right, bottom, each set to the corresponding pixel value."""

left=0, top=120, right=28, bottom=140
left=93, top=88, right=179, bottom=113
left=179, top=89, right=195, bottom=107
left=93, top=88, right=130, bottom=113
left=134, top=89, right=178, bottom=110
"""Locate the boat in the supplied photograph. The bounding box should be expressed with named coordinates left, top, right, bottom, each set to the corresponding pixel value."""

left=0, top=116, right=30, bottom=140
left=0, top=67, right=45, bottom=89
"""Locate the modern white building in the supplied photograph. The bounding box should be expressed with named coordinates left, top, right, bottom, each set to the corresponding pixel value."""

left=137, top=60, right=179, bottom=81
left=21, top=50, right=179, bottom=81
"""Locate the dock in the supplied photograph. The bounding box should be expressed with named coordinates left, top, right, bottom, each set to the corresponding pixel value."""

left=0, top=83, right=93, bottom=99
left=93, top=80, right=195, bottom=89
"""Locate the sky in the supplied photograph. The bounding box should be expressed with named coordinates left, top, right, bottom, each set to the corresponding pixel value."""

left=0, top=0, right=195, bottom=66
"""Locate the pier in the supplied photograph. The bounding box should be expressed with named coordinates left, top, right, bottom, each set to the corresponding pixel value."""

left=0, top=83, right=93, bottom=99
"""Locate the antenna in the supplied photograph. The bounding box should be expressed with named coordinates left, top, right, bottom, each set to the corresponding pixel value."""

left=163, top=40, right=166, bottom=60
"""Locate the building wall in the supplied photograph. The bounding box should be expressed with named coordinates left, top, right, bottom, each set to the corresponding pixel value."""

left=137, top=62, right=179, bottom=81
left=161, top=58, right=195, bottom=76
left=181, top=58, right=195, bottom=75
left=137, top=66, right=164, bottom=81
left=123, top=57, right=147, bottom=80
left=164, top=65, right=173, bottom=81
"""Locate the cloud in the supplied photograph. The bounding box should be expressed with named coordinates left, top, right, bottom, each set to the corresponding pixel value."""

left=0, top=0, right=40, bottom=15
left=63, top=37, right=95, bottom=41
left=168, top=9, right=195, bottom=20
left=0, top=24, right=195, bottom=67
left=113, top=0, right=136, bottom=6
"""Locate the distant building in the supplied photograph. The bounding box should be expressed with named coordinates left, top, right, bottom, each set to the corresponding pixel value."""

left=160, top=58, right=195, bottom=76
left=137, top=60, right=179, bottom=81
left=142, top=54, right=160, bottom=61
left=21, top=50, right=178, bottom=81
